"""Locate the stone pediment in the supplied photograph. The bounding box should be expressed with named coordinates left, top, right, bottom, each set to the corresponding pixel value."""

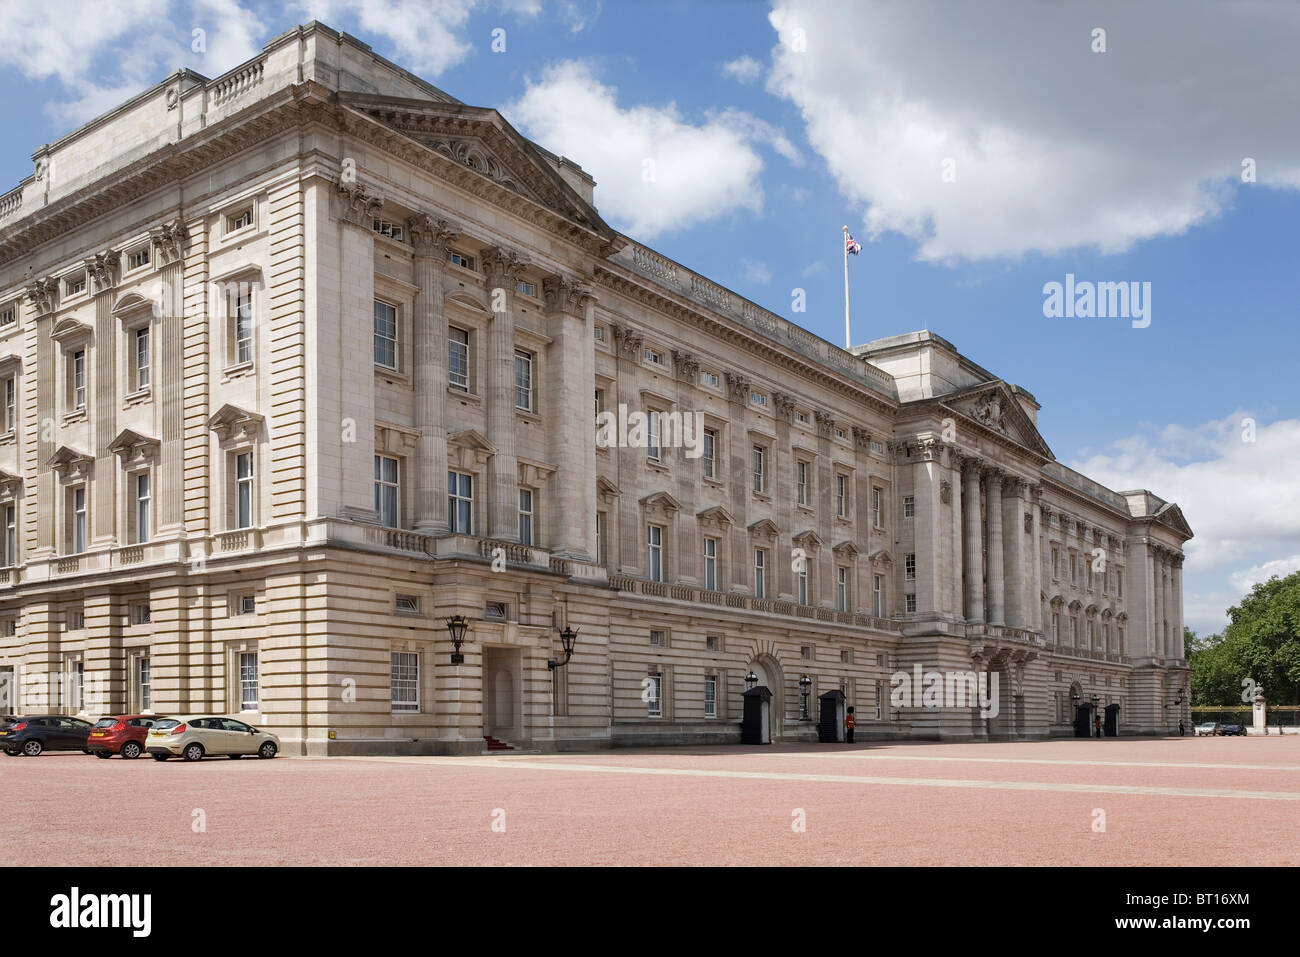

left=336, top=93, right=618, bottom=249
left=696, top=505, right=735, bottom=527
left=640, top=490, right=681, bottom=513
left=944, top=382, right=1053, bottom=459
left=748, top=518, right=780, bottom=539
left=208, top=403, right=263, bottom=442
left=48, top=445, right=93, bottom=479
left=108, top=428, right=160, bottom=468
left=1153, top=502, right=1194, bottom=540
left=596, top=475, right=621, bottom=499
left=792, top=529, right=823, bottom=550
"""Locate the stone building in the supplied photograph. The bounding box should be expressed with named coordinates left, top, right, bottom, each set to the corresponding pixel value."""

left=0, top=23, right=1191, bottom=753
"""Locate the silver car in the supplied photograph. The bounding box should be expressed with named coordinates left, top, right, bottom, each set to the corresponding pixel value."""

left=146, top=715, right=280, bottom=762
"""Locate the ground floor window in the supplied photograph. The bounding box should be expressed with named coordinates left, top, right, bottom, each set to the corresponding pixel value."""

left=239, top=652, right=259, bottom=711
left=391, top=652, right=419, bottom=713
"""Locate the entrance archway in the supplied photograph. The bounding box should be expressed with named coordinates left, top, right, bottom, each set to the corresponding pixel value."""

left=749, top=654, right=784, bottom=741
left=483, top=646, right=521, bottom=740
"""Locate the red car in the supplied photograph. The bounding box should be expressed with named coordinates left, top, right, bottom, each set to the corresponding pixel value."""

left=86, top=714, right=167, bottom=759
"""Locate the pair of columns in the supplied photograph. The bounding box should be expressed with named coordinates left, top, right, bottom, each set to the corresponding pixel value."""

left=960, top=457, right=1031, bottom=628
left=1151, top=548, right=1183, bottom=659
left=404, top=214, right=594, bottom=557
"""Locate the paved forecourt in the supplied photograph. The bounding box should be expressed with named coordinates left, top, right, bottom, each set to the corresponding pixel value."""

left=2, top=737, right=1296, bottom=866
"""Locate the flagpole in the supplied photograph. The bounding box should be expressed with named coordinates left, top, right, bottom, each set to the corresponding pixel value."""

left=842, top=225, right=851, bottom=349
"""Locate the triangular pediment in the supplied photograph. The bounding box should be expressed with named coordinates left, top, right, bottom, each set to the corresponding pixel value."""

left=748, top=518, right=780, bottom=538
left=832, top=540, right=860, bottom=558
left=640, top=490, right=681, bottom=513
left=337, top=93, right=618, bottom=247
left=696, top=505, right=735, bottom=527
left=447, top=428, right=495, bottom=453
left=942, top=382, right=1054, bottom=459
left=1154, top=502, right=1194, bottom=540
left=108, top=428, right=160, bottom=456
left=48, top=445, right=93, bottom=475
left=792, top=529, right=823, bottom=550
left=208, top=403, right=263, bottom=441
left=596, top=475, right=621, bottom=498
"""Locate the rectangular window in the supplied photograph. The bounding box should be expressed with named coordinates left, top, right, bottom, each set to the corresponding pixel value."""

left=873, top=575, right=884, bottom=617
left=3, top=504, right=14, bottom=566
left=754, top=548, right=767, bottom=598
left=800, top=645, right=812, bottom=660
left=68, top=610, right=85, bottom=631
left=643, top=348, right=664, bottom=366
left=374, top=455, right=399, bottom=529
left=646, top=674, right=662, bottom=717
left=234, top=287, right=253, bottom=364
left=448, top=251, right=475, bottom=271
left=518, top=488, right=534, bottom=546
left=448, top=327, right=470, bottom=391
left=1070, top=617, right=1078, bottom=646
left=514, top=350, right=533, bottom=411
left=593, top=325, right=605, bottom=342
left=706, top=635, right=721, bottom=652
left=127, top=246, right=151, bottom=271
left=134, top=327, right=150, bottom=390
left=796, top=462, right=810, bottom=506
left=649, top=630, right=665, bottom=646
left=72, top=486, right=87, bottom=553
left=2, top=376, right=14, bottom=432
left=702, top=428, right=716, bottom=478
left=235, top=452, right=254, bottom=529
left=836, top=475, right=848, bottom=517
left=841, top=649, right=853, bottom=664
left=484, top=602, right=508, bottom=621
left=71, top=350, right=87, bottom=409
left=647, top=524, right=664, bottom=582
left=750, top=392, right=767, bottom=407
left=372, top=218, right=404, bottom=241
left=448, top=471, right=473, bottom=534
left=0, top=304, right=14, bottom=326
left=703, top=537, right=717, bottom=591
left=391, top=652, right=419, bottom=713
left=515, top=280, right=536, bottom=297
left=837, top=567, right=849, bottom=612
left=903, top=495, right=915, bottom=519
left=70, top=661, right=84, bottom=711
left=134, top=603, right=151, bottom=625
left=1052, top=613, right=1060, bottom=644
left=239, top=595, right=256, bottom=616
left=229, top=207, right=254, bottom=232
left=374, top=300, right=398, bottom=369
left=797, top=567, right=809, bottom=605
left=1051, top=545, right=1061, bottom=580
left=700, top=371, right=719, bottom=388
left=395, top=595, right=420, bottom=614
left=65, top=273, right=86, bottom=296
left=704, top=675, right=717, bottom=718
left=138, top=657, right=152, bottom=711
left=647, top=411, right=662, bottom=462
left=595, top=511, right=607, bottom=564
left=239, top=652, right=259, bottom=710
left=872, top=487, right=883, bottom=528
left=134, top=472, right=151, bottom=544
left=752, top=446, right=766, bottom=493
left=905, top=553, right=916, bottom=581
left=905, top=593, right=917, bottom=614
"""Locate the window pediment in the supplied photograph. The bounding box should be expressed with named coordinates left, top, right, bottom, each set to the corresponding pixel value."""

left=867, top=547, right=893, bottom=566
left=696, top=505, right=735, bottom=528
left=640, top=490, right=680, bottom=518
left=792, top=529, right=823, bottom=551
left=832, top=540, right=860, bottom=559
left=748, top=517, right=780, bottom=540
left=596, top=475, right=621, bottom=501
left=48, top=445, right=93, bottom=481
left=50, top=317, right=93, bottom=345
left=376, top=421, right=420, bottom=455
left=108, top=428, right=160, bottom=469
left=0, top=468, right=21, bottom=499
left=0, top=354, right=20, bottom=376
left=208, top=403, right=264, bottom=443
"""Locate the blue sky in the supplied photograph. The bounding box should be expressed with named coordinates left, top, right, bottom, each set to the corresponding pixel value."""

left=2, top=0, right=1298, bottom=636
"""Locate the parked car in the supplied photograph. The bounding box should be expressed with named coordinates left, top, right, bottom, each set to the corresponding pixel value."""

left=146, top=715, right=280, bottom=762
left=1220, top=724, right=1247, bottom=736
left=1195, top=721, right=1222, bottom=736
left=87, top=714, right=167, bottom=759
left=1, top=716, right=94, bottom=756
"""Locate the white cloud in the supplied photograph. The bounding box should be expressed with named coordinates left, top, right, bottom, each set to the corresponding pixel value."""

left=1228, top=555, right=1300, bottom=595
left=505, top=60, right=778, bottom=238
left=712, top=108, right=802, bottom=166
left=722, top=55, right=763, bottom=83
left=767, top=0, right=1300, bottom=262
left=800, top=261, right=826, bottom=278
left=1071, top=414, right=1300, bottom=574
left=743, top=260, right=772, bottom=284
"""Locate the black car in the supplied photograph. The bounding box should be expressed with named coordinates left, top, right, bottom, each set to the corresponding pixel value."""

left=1220, top=724, right=1247, bottom=736
left=0, top=716, right=94, bottom=756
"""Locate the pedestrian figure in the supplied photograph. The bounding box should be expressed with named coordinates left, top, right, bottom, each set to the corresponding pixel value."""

left=845, top=706, right=855, bottom=744
left=1178, top=720, right=1184, bottom=736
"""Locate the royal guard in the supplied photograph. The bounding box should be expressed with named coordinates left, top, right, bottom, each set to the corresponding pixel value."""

left=846, top=706, right=855, bottom=743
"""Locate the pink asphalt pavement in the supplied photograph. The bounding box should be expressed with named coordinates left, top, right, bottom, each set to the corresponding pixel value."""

left=3, top=737, right=1297, bottom=866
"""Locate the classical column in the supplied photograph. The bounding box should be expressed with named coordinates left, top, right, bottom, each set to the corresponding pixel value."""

left=544, top=275, right=596, bottom=559
left=962, top=458, right=984, bottom=623
left=88, top=251, right=119, bottom=546
left=1172, top=556, right=1185, bottom=661
left=482, top=246, right=527, bottom=542
left=611, top=324, right=643, bottom=573
left=1152, top=550, right=1165, bottom=659
left=814, top=410, right=836, bottom=607
left=724, top=371, right=751, bottom=591
left=1001, top=477, right=1027, bottom=629
left=1029, top=485, right=1044, bottom=634
left=1162, top=557, right=1173, bottom=657
left=152, top=221, right=188, bottom=536
left=986, top=469, right=1005, bottom=626
left=408, top=215, right=459, bottom=534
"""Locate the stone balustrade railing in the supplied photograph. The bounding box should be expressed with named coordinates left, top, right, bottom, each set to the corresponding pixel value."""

left=0, top=186, right=21, bottom=221
left=212, top=59, right=265, bottom=104
left=613, top=241, right=897, bottom=399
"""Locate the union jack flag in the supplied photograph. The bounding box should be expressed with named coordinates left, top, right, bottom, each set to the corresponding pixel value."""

left=845, top=233, right=862, bottom=255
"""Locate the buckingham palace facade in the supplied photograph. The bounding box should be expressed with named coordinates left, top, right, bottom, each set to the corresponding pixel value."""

left=0, top=23, right=1192, bottom=754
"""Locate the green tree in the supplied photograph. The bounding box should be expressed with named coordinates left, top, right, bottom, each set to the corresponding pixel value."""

left=1217, top=571, right=1300, bottom=706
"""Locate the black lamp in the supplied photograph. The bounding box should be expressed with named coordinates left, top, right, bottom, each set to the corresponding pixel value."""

left=744, top=670, right=758, bottom=691
left=445, top=615, right=470, bottom=665
left=799, top=674, right=812, bottom=720
left=548, top=626, right=579, bottom=670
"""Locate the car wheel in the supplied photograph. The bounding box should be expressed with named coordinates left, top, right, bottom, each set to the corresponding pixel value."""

left=120, top=741, right=142, bottom=760
left=95, top=751, right=112, bottom=759
left=22, top=739, right=42, bottom=757
left=152, top=754, right=169, bottom=761
left=182, top=743, right=205, bottom=762
left=257, top=741, right=278, bottom=759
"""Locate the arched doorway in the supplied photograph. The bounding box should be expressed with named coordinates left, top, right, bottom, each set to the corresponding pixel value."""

left=483, top=647, right=521, bottom=740
left=750, top=654, right=784, bottom=741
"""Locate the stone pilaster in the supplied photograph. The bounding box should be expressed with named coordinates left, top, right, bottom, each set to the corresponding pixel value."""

left=724, top=371, right=750, bottom=591
left=408, top=214, right=460, bottom=534
left=1153, top=552, right=1165, bottom=659
left=814, top=410, right=836, bottom=607
left=91, top=252, right=119, bottom=545
left=611, top=323, right=643, bottom=573
left=672, top=349, right=700, bottom=579
left=482, top=246, right=527, bottom=542
left=544, top=274, right=597, bottom=559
